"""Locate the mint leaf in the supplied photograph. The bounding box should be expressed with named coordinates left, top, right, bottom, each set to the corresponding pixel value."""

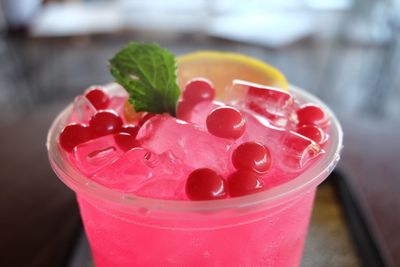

left=109, top=42, right=180, bottom=116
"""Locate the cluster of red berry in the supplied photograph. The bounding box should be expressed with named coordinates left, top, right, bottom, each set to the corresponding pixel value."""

left=185, top=140, right=271, bottom=200
left=295, top=104, right=329, bottom=145
left=59, top=88, right=142, bottom=153
left=178, top=79, right=271, bottom=200
left=59, top=78, right=329, bottom=201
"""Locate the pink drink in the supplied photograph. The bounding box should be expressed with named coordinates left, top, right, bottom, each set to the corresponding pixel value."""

left=48, top=83, right=342, bottom=266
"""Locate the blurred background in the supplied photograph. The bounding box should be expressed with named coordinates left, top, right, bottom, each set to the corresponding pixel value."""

left=0, top=0, right=399, bottom=266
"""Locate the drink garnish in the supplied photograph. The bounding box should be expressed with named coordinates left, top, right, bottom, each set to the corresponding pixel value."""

left=109, top=42, right=180, bottom=116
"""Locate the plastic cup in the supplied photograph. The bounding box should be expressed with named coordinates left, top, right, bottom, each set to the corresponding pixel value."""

left=47, top=85, right=343, bottom=267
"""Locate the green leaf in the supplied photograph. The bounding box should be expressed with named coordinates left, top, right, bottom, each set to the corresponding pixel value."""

left=109, top=42, right=180, bottom=116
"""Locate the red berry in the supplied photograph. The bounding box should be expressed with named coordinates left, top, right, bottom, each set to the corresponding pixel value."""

left=227, top=170, right=264, bottom=197
left=232, top=142, right=271, bottom=173
left=138, top=113, right=155, bottom=126
left=206, top=106, right=246, bottom=139
left=297, top=125, right=325, bottom=145
left=89, top=110, right=123, bottom=138
left=114, top=125, right=140, bottom=151
left=85, top=88, right=110, bottom=110
left=114, top=133, right=139, bottom=151
left=121, top=125, right=139, bottom=137
left=59, top=123, right=92, bottom=152
left=183, top=78, right=215, bottom=104
left=296, top=104, right=327, bottom=126
left=185, top=168, right=227, bottom=200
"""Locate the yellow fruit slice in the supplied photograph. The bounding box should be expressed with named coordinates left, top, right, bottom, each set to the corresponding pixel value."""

left=123, top=101, right=143, bottom=123
left=177, top=51, right=288, bottom=98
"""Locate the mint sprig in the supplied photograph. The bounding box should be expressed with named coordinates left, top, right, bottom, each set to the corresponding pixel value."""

left=109, top=42, right=180, bottom=116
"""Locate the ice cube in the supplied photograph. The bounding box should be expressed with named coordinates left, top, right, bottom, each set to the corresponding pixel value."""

left=227, top=80, right=298, bottom=128
left=240, top=111, right=284, bottom=144
left=101, top=83, right=129, bottom=119
left=242, top=111, right=322, bottom=171
left=188, top=100, right=224, bottom=128
left=69, top=95, right=96, bottom=124
left=90, top=148, right=150, bottom=192
left=137, top=115, right=233, bottom=175
left=177, top=100, right=224, bottom=127
left=91, top=149, right=190, bottom=197
left=134, top=151, right=190, bottom=199
left=134, top=178, right=187, bottom=200
left=72, top=134, right=125, bottom=176
left=102, top=83, right=129, bottom=99
left=280, top=131, right=323, bottom=170
left=107, top=97, right=123, bottom=112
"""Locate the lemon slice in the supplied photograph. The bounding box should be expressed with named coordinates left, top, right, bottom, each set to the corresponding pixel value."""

left=177, top=51, right=288, bottom=98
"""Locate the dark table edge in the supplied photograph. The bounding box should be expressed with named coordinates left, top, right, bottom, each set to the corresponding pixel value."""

left=331, top=171, right=387, bottom=267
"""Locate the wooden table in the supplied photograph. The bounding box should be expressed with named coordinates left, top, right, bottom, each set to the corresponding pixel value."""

left=0, top=103, right=80, bottom=267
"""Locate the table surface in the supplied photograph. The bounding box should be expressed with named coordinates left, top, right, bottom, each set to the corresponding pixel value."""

left=1, top=7, right=400, bottom=266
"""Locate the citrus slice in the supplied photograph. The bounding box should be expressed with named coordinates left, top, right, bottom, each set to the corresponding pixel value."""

left=177, top=51, right=288, bottom=98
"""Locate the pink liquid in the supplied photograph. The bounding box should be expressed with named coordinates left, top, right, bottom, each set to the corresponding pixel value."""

left=77, top=189, right=315, bottom=267
left=48, top=83, right=342, bottom=267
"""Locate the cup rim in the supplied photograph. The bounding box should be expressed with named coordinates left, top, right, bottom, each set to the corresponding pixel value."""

left=47, top=85, right=343, bottom=212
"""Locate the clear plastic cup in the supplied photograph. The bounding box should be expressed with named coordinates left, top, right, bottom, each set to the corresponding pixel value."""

left=47, top=85, right=343, bottom=267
